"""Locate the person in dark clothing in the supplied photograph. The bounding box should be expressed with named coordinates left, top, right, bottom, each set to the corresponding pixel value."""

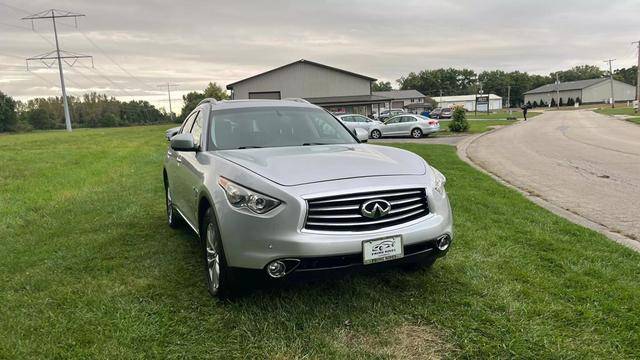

left=521, top=104, right=529, bottom=120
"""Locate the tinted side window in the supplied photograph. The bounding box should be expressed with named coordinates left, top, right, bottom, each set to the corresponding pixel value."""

left=386, top=117, right=401, bottom=124
left=190, top=111, right=204, bottom=147
left=342, top=116, right=354, bottom=123
left=402, top=116, right=416, bottom=123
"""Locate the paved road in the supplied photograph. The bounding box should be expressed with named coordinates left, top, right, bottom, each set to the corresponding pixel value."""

left=467, top=110, right=640, bottom=242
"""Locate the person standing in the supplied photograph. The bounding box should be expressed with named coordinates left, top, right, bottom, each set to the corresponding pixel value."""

left=521, top=104, right=529, bottom=121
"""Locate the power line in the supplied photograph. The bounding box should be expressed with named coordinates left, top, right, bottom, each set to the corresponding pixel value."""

left=22, top=9, right=93, bottom=131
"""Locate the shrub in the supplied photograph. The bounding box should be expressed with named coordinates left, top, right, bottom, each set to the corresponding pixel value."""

left=532, top=101, right=538, bottom=108
left=559, top=98, right=564, bottom=107
left=567, top=98, right=575, bottom=106
left=576, top=97, right=581, bottom=105
left=448, top=106, right=469, bottom=133
left=551, top=98, right=557, bottom=107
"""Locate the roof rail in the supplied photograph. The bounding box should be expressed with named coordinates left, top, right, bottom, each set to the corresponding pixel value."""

left=197, top=98, right=218, bottom=106
left=283, top=98, right=310, bottom=104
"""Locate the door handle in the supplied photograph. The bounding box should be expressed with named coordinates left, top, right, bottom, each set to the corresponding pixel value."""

left=176, top=156, right=182, bottom=164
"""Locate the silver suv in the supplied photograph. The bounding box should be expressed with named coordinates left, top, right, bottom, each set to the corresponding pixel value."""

left=163, top=98, right=453, bottom=298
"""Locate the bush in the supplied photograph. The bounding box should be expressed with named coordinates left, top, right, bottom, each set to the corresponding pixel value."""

left=559, top=98, right=564, bottom=107
left=448, top=107, right=469, bottom=133
left=532, top=101, right=538, bottom=108
left=576, top=97, right=581, bottom=105
left=539, top=100, right=546, bottom=107
left=567, top=98, right=575, bottom=106
left=550, top=98, right=557, bottom=107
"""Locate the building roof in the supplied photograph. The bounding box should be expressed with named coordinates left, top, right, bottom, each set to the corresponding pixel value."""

left=372, top=89, right=426, bottom=99
left=524, top=78, right=607, bottom=94
left=433, top=94, right=502, bottom=102
left=305, top=94, right=389, bottom=105
left=226, top=59, right=377, bottom=89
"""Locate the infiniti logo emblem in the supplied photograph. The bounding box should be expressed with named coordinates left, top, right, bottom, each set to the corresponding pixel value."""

left=361, top=199, right=391, bottom=219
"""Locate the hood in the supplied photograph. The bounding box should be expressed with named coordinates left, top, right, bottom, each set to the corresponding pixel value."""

left=215, top=144, right=426, bottom=186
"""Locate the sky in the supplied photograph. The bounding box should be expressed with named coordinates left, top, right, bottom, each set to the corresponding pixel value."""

left=1, top=0, right=639, bottom=112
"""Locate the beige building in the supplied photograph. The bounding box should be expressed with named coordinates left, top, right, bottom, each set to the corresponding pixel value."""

left=226, top=59, right=388, bottom=115
left=524, top=78, right=636, bottom=105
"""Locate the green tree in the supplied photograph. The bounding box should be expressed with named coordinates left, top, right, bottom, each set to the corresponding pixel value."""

left=576, top=97, right=582, bottom=105
left=559, top=98, right=564, bottom=107
left=613, top=66, right=637, bottom=86
left=448, top=107, right=469, bottom=133
left=0, top=91, right=18, bottom=132
left=551, top=65, right=604, bottom=82
left=567, top=98, right=575, bottom=106
left=179, top=82, right=229, bottom=120
left=550, top=98, right=556, bottom=107
left=397, top=68, right=478, bottom=97
left=372, top=81, right=393, bottom=91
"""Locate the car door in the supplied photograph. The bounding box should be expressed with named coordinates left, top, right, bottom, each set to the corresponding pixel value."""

left=171, top=110, right=199, bottom=221
left=353, top=115, right=372, bottom=132
left=176, top=109, right=206, bottom=226
left=399, top=115, right=418, bottom=135
left=167, top=112, right=196, bottom=214
left=340, top=116, right=357, bottom=132
left=383, top=116, right=402, bottom=135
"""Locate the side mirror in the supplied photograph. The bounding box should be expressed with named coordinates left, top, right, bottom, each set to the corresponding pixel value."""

left=166, top=126, right=181, bottom=141
left=354, top=128, right=369, bottom=142
left=170, top=133, right=198, bottom=151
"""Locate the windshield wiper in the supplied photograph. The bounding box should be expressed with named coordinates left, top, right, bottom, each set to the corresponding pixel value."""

left=301, top=142, right=329, bottom=146
left=237, top=146, right=263, bottom=149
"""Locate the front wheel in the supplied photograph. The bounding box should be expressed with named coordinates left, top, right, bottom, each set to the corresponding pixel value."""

left=370, top=129, right=382, bottom=139
left=165, top=184, right=181, bottom=228
left=202, top=207, right=233, bottom=299
left=411, top=128, right=423, bottom=138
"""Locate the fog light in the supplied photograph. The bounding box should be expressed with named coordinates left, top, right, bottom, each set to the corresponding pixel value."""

left=266, top=260, right=287, bottom=278
left=436, top=235, right=451, bottom=251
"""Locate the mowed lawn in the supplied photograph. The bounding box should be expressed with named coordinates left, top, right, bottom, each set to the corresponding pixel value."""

left=594, top=106, right=640, bottom=124
left=1, top=125, right=640, bottom=359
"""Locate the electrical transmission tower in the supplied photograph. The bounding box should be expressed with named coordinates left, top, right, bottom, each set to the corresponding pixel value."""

left=22, top=9, right=94, bottom=132
left=158, top=83, right=179, bottom=121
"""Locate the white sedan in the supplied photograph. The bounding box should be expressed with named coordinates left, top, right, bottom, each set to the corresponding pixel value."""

left=380, top=114, right=440, bottom=138
left=336, top=114, right=384, bottom=139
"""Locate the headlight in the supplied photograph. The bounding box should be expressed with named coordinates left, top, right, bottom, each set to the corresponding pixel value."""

left=431, top=166, right=446, bottom=195
left=218, top=177, right=281, bottom=214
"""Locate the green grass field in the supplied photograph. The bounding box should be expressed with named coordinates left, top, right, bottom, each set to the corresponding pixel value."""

left=2, top=126, right=640, bottom=359
left=594, top=106, right=636, bottom=116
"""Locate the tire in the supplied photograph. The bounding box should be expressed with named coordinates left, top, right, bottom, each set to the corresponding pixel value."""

left=165, top=183, right=182, bottom=228
left=201, top=207, right=234, bottom=299
left=370, top=129, right=382, bottom=139
left=411, top=128, right=423, bottom=138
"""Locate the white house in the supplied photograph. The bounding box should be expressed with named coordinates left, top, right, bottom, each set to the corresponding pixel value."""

left=433, top=94, right=503, bottom=111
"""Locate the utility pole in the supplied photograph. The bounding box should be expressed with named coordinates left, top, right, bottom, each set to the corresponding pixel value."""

left=603, top=59, right=616, bottom=108
left=633, top=41, right=640, bottom=107
left=506, top=85, right=511, bottom=111
left=22, top=9, right=92, bottom=132
left=158, top=83, right=179, bottom=121
left=555, top=73, right=560, bottom=109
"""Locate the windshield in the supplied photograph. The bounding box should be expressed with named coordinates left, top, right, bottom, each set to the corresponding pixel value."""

left=208, top=106, right=357, bottom=150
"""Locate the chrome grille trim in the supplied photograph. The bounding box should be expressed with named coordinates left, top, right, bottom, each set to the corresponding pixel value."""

left=304, top=188, right=429, bottom=232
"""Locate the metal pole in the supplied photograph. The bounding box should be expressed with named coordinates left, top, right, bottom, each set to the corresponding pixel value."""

left=507, top=85, right=511, bottom=109
left=634, top=41, right=640, bottom=106
left=604, top=59, right=616, bottom=108
left=555, top=73, right=560, bottom=109
left=167, top=84, right=174, bottom=121
left=52, top=14, right=72, bottom=131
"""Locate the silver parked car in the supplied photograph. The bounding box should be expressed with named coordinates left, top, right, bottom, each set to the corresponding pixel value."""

left=381, top=114, right=440, bottom=138
left=163, top=98, right=453, bottom=298
left=336, top=114, right=383, bottom=139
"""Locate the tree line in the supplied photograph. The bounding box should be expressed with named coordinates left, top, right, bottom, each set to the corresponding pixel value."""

left=393, top=65, right=637, bottom=107
left=0, top=91, right=172, bottom=132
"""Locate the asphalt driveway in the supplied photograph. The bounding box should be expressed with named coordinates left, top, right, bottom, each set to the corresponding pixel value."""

left=465, top=110, right=640, bottom=244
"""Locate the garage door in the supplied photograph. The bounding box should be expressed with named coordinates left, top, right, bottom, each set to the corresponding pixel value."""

left=248, top=91, right=281, bottom=100
left=391, top=101, right=404, bottom=109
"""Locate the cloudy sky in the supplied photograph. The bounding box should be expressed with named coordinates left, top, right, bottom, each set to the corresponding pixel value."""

left=1, top=0, right=639, bottom=112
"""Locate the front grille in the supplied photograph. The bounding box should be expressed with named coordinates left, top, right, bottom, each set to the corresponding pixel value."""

left=304, top=188, right=429, bottom=232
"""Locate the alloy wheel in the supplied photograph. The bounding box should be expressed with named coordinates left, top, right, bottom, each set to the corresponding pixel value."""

left=412, top=129, right=422, bottom=138
left=205, top=224, right=220, bottom=294
left=371, top=130, right=381, bottom=139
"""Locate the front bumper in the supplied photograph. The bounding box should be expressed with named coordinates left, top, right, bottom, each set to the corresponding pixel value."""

left=212, top=176, right=453, bottom=270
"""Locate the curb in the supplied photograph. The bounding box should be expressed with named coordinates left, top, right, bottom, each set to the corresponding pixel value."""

left=455, top=119, right=640, bottom=253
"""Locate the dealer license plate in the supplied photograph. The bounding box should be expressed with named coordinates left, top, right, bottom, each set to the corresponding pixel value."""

left=362, top=236, right=403, bottom=265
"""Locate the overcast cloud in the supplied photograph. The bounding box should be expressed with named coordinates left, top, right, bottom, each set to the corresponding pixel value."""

left=1, top=0, right=639, bottom=111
